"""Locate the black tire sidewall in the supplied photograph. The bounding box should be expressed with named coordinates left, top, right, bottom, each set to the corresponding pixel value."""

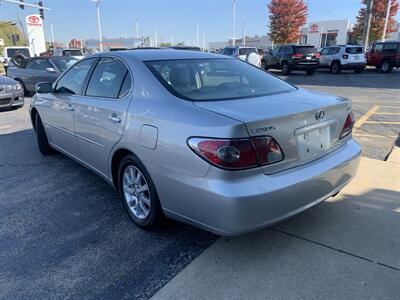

left=331, top=62, right=341, bottom=74
left=118, top=154, right=162, bottom=228
left=281, top=62, right=290, bottom=75
left=35, top=114, right=53, bottom=155
left=380, top=60, right=392, bottom=73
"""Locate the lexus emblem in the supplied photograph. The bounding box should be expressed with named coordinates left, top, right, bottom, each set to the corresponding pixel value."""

left=315, top=110, right=325, bottom=120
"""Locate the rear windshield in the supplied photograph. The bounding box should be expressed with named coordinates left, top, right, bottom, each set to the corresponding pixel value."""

left=239, top=48, right=257, bottom=55
left=62, top=49, right=83, bottom=56
left=294, top=46, right=317, bottom=54
left=146, top=58, right=296, bottom=101
left=223, top=48, right=236, bottom=55
left=6, top=48, right=30, bottom=58
left=345, top=47, right=364, bottom=54
left=51, top=57, right=79, bottom=72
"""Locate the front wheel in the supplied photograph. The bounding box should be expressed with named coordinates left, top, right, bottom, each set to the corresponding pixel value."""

left=35, top=113, right=54, bottom=155
left=281, top=62, right=291, bottom=75
left=118, top=155, right=164, bottom=229
left=331, top=62, right=341, bottom=74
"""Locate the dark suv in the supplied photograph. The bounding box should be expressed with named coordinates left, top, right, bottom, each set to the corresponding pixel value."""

left=367, top=41, right=400, bottom=73
left=261, top=45, right=320, bottom=75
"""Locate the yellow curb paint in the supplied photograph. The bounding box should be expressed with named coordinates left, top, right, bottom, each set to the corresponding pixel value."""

left=364, top=121, right=400, bottom=125
left=354, top=105, right=379, bottom=129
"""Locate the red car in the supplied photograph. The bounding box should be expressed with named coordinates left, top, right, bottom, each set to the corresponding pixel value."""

left=367, top=41, right=400, bottom=73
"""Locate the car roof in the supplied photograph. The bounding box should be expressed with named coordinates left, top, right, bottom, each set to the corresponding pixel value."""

left=97, top=49, right=225, bottom=61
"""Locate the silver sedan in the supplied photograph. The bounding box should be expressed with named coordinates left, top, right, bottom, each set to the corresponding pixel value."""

left=0, top=75, right=24, bottom=109
left=30, top=50, right=361, bottom=236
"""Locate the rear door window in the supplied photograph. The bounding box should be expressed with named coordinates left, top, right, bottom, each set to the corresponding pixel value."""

left=85, top=57, right=131, bottom=99
left=26, top=59, right=52, bottom=71
left=383, top=43, right=398, bottom=53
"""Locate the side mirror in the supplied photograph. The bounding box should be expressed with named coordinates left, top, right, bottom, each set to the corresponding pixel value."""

left=46, top=67, right=56, bottom=73
left=36, top=82, right=53, bottom=94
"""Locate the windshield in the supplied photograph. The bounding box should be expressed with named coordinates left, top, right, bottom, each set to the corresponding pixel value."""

left=146, top=58, right=296, bottom=101
left=51, top=57, right=78, bottom=72
left=295, top=46, right=317, bottom=54
left=62, top=49, right=83, bottom=56
left=239, top=48, right=257, bottom=55
left=345, top=47, right=364, bottom=54
left=6, top=48, right=31, bottom=58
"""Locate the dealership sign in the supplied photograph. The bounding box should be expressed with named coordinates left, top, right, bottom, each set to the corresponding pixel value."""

left=26, top=14, right=46, bottom=56
left=309, top=24, right=319, bottom=33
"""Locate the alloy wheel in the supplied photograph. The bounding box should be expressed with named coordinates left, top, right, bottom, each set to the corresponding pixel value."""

left=122, top=165, right=151, bottom=220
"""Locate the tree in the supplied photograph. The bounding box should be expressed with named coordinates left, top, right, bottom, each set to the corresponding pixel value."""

left=352, top=0, right=399, bottom=42
left=268, top=0, right=308, bottom=44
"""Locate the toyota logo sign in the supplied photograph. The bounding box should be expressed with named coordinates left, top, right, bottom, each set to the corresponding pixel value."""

left=28, top=15, right=40, bottom=24
left=309, top=24, right=319, bottom=33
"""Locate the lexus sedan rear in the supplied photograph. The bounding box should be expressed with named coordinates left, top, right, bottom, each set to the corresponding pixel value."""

left=30, top=50, right=361, bottom=236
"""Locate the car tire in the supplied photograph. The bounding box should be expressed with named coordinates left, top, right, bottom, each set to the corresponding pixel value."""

left=380, top=60, right=393, bottom=73
left=305, top=69, right=315, bottom=75
left=331, top=62, right=341, bottom=74
left=353, top=68, right=364, bottom=74
left=261, top=60, right=268, bottom=70
left=281, top=62, right=290, bottom=75
left=35, top=113, right=54, bottom=155
left=118, top=154, right=164, bottom=229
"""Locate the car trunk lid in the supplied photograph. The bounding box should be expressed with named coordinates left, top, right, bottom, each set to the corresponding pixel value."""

left=194, top=89, right=352, bottom=174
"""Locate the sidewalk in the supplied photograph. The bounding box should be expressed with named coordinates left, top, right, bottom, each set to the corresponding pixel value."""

left=152, top=152, right=400, bottom=300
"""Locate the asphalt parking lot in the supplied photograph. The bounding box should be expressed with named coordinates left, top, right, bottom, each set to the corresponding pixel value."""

left=0, top=69, right=399, bottom=299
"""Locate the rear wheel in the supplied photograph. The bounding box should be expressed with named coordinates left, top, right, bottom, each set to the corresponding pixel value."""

left=305, top=69, right=315, bottom=75
left=15, top=79, right=30, bottom=97
left=35, top=113, right=54, bottom=155
left=380, top=60, right=393, bottom=73
left=118, top=154, right=164, bottom=229
left=331, top=62, right=341, bottom=74
left=281, top=62, right=291, bottom=75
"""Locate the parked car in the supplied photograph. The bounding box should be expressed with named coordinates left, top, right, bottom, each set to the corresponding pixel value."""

left=319, top=45, right=366, bottom=74
left=0, top=75, right=24, bottom=110
left=3, top=46, right=33, bottom=73
left=30, top=50, right=361, bottom=236
left=367, top=41, right=400, bottom=73
left=220, top=46, right=258, bottom=60
left=7, top=56, right=78, bottom=95
left=261, top=45, right=320, bottom=75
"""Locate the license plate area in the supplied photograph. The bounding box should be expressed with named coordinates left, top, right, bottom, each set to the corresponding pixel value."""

left=295, top=120, right=336, bottom=159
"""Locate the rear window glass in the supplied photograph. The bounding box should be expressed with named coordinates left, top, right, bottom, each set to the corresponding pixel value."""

left=294, top=46, right=316, bottom=54
left=239, top=48, right=257, bottom=55
left=51, top=57, right=78, bottom=72
left=222, top=48, right=236, bottom=56
left=345, top=47, right=363, bottom=54
left=146, top=58, right=296, bottom=101
left=63, top=49, right=83, bottom=56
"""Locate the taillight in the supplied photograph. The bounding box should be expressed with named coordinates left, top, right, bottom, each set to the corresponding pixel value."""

left=292, top=53, right=303, bottom=58
left=188, top=137, right=284, bottom=170
left=339, top=112, right=355, bottom=139
left=343, top=54, right=349, bottom=59
left=314, top=53, right=320, bottom=58
left=235, top=54, right=240, bottom=58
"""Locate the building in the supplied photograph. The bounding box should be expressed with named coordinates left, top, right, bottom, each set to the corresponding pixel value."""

left=300, top=19, right=352, bottom=48
left=209, top=35, right=272, bottom=53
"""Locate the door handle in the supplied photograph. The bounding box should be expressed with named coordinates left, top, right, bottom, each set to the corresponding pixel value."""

left=66, top=104, right=74, bottom=111
left=108, top=114, right=121, bottom=123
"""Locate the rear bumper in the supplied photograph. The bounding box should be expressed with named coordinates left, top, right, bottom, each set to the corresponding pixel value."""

left=0, top=91, right=24, bottom=108
left=341, top=63, right=366, bottom=70
left=152, top=139, right=362, bottom=236
left=290, top=61, right=320, bottom=70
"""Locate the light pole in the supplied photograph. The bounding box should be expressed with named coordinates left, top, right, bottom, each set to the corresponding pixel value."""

left=362, top=0, right=374, bottom=49
left=233, top=0, right=236, bottom=46
left=50, top=23, right=55, bottom=47
left=382, top=0, right=391, bottom=41
left=196, top=25, right=199, bottom=47
left=136, top=19, right=139, bottom=39
left=92, top=0, right=103, bottom=52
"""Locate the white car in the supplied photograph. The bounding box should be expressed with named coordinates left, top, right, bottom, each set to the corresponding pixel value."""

left=319, top=45, right=366, bottom=74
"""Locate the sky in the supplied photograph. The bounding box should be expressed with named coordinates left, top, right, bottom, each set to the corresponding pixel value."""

left=1, top=0, right=399, bottom=45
